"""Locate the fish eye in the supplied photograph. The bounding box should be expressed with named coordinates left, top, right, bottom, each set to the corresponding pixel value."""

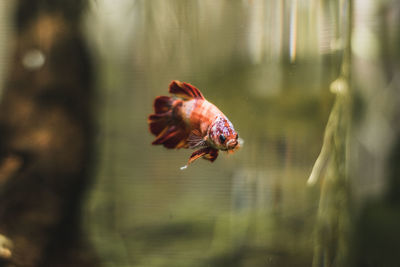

left=219, top=134, right=226, bottom=144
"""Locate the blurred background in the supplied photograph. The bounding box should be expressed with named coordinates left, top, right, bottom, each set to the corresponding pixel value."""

left=0, top=0, right=399, bottom=267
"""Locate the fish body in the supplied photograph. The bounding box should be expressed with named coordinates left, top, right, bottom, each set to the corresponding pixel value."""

left=181, top=99, right=221, bottom=135
left=148, top=80, right=240, bottom=167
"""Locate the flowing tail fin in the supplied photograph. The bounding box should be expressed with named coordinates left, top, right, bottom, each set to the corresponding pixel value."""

left=148, top=96, right=189, bottom=149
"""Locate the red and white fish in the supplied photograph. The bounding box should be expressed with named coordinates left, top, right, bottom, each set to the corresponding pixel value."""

left=148, top=80, right=241, bottom=168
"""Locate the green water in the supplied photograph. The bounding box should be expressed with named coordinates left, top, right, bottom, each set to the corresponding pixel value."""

left=83, top=1, right=344, bottom=266
left=0, top=0, right=399, bottom=266
left=89, top=69, right=334, bottom=267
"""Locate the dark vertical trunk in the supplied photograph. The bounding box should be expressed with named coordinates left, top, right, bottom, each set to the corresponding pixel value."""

left=0, top=1, right=97, bottom=266
left=351, top=2, right=400, bottom=266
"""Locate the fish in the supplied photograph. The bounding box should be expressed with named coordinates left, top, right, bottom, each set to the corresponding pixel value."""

left=148, top=80, right=241, bottom=168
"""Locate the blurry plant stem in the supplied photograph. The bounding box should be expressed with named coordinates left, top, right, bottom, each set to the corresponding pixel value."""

left=310, top=87, right=351, bottom=267
left=309, top=0, right=352, bottom=266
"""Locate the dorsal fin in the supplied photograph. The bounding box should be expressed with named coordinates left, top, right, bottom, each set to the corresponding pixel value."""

left=169, top=80, right=204, bottom=100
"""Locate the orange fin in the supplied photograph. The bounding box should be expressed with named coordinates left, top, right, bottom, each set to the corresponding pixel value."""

left=169, top=80, right=204, bottom=100
left=187, top=147, right=219, bottom=165
left=187, top=147, right=209, bottom=165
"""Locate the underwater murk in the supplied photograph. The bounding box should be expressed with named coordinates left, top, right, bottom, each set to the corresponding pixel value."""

left=0, top=0, right=398, bottom=267
left=85, top=1, right=400, bottom=267
left=86, top=1, right=342, bottom=266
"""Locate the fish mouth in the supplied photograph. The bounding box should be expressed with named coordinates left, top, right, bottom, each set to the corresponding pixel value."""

left=226, top=139, right=238, bottom=150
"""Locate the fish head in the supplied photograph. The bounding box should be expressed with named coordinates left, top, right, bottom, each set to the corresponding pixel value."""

left=208, top=116, right=239, bottom=151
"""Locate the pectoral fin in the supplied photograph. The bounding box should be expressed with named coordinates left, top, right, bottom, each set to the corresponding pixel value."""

left=187, top=129, right=207, bottom=148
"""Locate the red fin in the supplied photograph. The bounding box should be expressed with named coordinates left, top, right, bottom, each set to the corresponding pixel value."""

left=188, top=147, right=209, bottom=165
left=169, top=80, right=204, bottom=100
left=149, top=94, right=189, bottom=148
left=154, top=96, right=172, bottom=114
left=148, top=112, right=171, bottom=136
left=148, top=81, right=204, bottom=149
left=148, top=112, right=172, bottom=136
left=203, top=148, right=218, bottom=162
left=152, top=125, right=189, bottom=149
left=187, top=147, right=219, bottom=165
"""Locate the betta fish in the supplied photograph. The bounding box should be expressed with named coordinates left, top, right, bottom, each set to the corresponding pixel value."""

left=148, top=80, right=242, bottom=169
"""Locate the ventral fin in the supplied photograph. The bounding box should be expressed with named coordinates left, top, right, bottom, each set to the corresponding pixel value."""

left=187, top=147, right=209, bottom=165
left=203, top=148, right=218, bottom=162
left=169, top=80, right=204, bottom=100
left=187, top=147, right=219, bottom=166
